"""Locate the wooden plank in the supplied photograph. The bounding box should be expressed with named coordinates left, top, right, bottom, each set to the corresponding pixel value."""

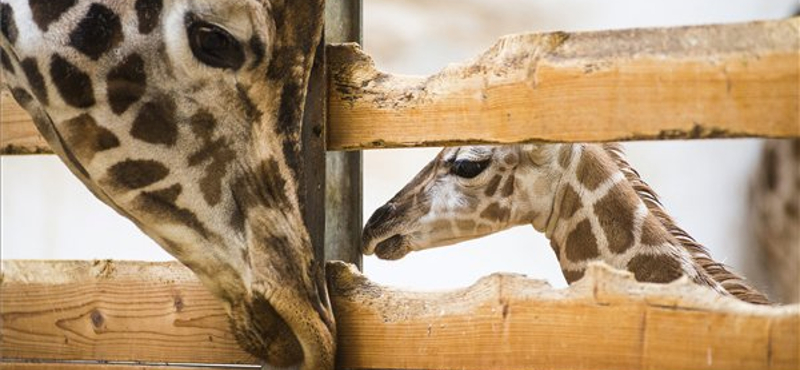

left=327, top=17, right=799, bottom=149
left=2, top=260, right=798, bottom=370
left=3, top=18, right=798, bottom=154
left=0, top=363, right=256, bottom=370
left=0, top=260, right=256, bottom=365
left=328, top=262, right=799, bottom=370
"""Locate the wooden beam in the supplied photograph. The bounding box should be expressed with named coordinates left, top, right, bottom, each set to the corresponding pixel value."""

left=0, top=260, right=256, bottom=365
left=1, top=18, right=798, bottom=154
left=2, top=260, right=798, bottom=370
left=327, top=17, right=799, bottom=149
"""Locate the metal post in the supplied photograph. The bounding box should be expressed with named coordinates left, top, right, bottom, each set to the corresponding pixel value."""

left=300, top=39, right=327, bottom=265
left=324, top=0, right=363, bottom=269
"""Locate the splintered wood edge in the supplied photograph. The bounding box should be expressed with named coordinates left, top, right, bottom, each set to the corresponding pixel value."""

left=2, top=18, right=799, bottom=155
left=2, top=259, right=798, bottom=369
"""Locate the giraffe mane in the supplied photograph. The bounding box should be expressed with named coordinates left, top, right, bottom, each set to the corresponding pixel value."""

left=601, top=143, right=771, bottom=305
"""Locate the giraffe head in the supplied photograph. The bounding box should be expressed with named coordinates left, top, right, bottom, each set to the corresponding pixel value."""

left=2, top=0, right=334, bottom=368
left=362, top=144, right=565, bottom=260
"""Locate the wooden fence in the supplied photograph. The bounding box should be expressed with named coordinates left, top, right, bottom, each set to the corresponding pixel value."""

left=1, top=13, right=799, bottom=370
left=2, top=260, right=798, bottom=370
left=3, top=18, right=798, bottom=153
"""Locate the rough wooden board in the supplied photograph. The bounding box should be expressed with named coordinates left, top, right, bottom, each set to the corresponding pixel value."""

left=327, top=262, right=799, bottom=370
left=0, top=260, right=257, bottom=365
left=2, top=18, right=798, bottom=155
left=327, top=17, right=800, bottom=150
left=2, top=260, right=798, bottom=370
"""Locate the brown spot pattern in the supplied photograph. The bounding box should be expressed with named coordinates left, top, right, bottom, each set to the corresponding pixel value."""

left=480, top=203, right=510, bottom=223
left=189, top=109, right=216, bottom=140
left=563, top=269, right=585, bottom=284
left=575, top=146, right=611, bottom=191
left=640, top=213, right=670, bottom=246
left=595, top=184, right=638, bottom=254
left=558, top=145, right=573, bottom=169
left=565, top=219, right=599, bottom=262
left=50, top=54, right=95, bottom=108
left=62, top=113, right=119, bottom=163
left=136, top=184, right=212, bottom=238
left=135, top=0, right=162, bottom=34
left=68, top=4, right=123, bottom=60
left=785, top=199, right=799, bottom=219
left=186, top=111, right=234, bottom=206
left=501, top=175, right=515, bottom=197
left=29, top=0, right=76, bottom=32
left=131, top=98, right=178, bottom=146
left=188, top=138, right=236, bottom=206
left=484, top=175, right=502, bottom=197
left=626, top=254, right=683, bottom=283
left=1, top=3, right=18, bottom=44
left=21, top=58, right=48, bottom=105
left=1, top=49, right=14, bottom=74
left=107, top=159, right=169, bottom=190
left=232, top=158, right=292, bottom=212
left=107, top=53, right=147, bottom=114
left=456, top=219, right=476, bottom=231
left=430, top=220, right=453, bottom=231
left=10, top=88, right=33, bottom=106
left=559, top=185, right=582, bottom=220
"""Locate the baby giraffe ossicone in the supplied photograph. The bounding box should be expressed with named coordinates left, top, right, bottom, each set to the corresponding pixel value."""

left=362, top=143, right=770, bottom=305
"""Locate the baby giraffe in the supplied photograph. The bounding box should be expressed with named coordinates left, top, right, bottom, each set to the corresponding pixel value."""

left=362, top=143, right=770, bottom=305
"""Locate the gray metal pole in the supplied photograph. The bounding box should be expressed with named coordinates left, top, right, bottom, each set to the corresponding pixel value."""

left=324, top=0, right=363, bottom=269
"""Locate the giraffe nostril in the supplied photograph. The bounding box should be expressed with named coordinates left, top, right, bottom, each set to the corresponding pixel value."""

left=365, top=203, right=396, bottom=229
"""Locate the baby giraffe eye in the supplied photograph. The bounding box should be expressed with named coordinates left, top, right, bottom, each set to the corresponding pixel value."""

left=187, top=20, right=245, bottom=70
left=451, top=159, right=490, bottom=179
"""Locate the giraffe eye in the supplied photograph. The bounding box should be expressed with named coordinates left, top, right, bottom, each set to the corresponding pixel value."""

left=451, top=159, right=490, bottom=179
left=187, top=21, right=245, bottom=70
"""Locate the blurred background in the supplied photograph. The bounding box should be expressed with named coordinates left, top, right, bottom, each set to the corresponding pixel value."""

left=2, top=0, right=797, bottom=301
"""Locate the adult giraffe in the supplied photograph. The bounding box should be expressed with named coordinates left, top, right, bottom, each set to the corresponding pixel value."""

left=1, top=0, right=334, bottom=368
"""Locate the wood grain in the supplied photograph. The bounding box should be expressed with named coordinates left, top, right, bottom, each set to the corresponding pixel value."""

left=2, top=18, right=798, bottom=154
left=327, top=17, right=799, bottom=150
left=2, top=260, right=798, bottom=370
left=0, top=260, right=256, bottom=365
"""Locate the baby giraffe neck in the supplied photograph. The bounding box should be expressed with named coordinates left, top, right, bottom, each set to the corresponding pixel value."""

left=544, top=144, right=721, bottom=290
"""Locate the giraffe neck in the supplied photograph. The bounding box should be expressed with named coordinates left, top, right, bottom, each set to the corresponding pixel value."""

left=542, top=143, right=769, bottom=304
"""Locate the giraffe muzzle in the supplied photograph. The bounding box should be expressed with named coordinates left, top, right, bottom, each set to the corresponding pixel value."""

left=374, top=234, right=412, bottom=260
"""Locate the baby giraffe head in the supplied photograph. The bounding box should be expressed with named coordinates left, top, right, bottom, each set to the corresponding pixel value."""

left=363, top=144, right=565, bottom=260
left=2, top=0, right=333, bottom=368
